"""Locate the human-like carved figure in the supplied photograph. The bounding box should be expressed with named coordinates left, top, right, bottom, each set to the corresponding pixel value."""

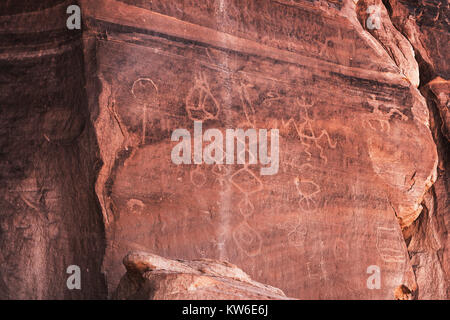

left=294, top=98, right=337, bottom=163
left=228, top=73, right=266, bottom=256
left=236, top=73, right=256, bottom=128
left=262, top=96, right=336, bottom=163
left=294, top=177, right=321, bottom=211
left=131, top=78, right=158, bottom=145
left=185, top=72, right=220, bottom=122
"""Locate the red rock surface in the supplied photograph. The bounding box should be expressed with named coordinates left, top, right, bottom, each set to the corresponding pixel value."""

left=114, top=251, right=291, bottom=299
left=0, top=1, right=106, bottom=299
left=0, top=0, right=448, bottom=299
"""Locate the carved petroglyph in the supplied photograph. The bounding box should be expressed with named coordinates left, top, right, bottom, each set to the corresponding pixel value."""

left=285, top=158, right=313, bottom=173
left=185, top=72, right=223, bottom=190
left=364, top=97, right=408, bottom=133
left=287, top=225, right=307, bottom=248
left=210, top=238, right=227, bottom=253
left=261, top=95, right=336, bottom=250
left=294, top=177, right=321, bottom=212
left=306, top=240, right=328, bottom=281
left=276, top=216, right=307, bottom=251
left=376, top=226, right=406, bottom=263
left=131, top=78, right=158, bottom=145
left=183, top=70, right=266, bottom=258
left=211, top=164, right=232, bottom=187
left=231, top=77, right=264, bottom=256
left=126, top=199, right=145, bottom=215
left=190, top=166, right=208, bottom=188
left=186, top=72, right=220, bottom=122
left=295, top=98, right=337, bottom=163
left=264, top=97, right=336, bottom=163
left=209, top=142, right=228, bottom=188
left=236, top=74, right=256, bottom=128
left=182, top=72, right=226, bottom=189
left=282, top=219, right=308, bottom=249
left=231, top=167, right=263, bottom=195
left=232, top=221, right=262, bottom=257
left=306, top=261, right=326, bottom=280
left=237, top=197, right=254, bottom=218
left=266, top=117, right=299, bottom=136
left=180, top=72, right=338, bottom=258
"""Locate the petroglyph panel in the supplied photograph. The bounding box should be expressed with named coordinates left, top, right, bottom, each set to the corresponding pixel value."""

left=0, top=0, right=444, bottom=301
left=88, top=0, right=437, bottom=299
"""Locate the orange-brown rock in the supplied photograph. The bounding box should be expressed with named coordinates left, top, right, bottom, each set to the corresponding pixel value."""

left=114, top=251, right=291, bottom=300
left=386, top=0, right=449, bottom=83
left=383, top=0, right=449, bottom=300
left=80, top=0, right=439, bottom=299
left=0, top=0, right=448, bottom=300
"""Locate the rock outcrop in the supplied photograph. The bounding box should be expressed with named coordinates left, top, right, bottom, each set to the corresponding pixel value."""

left=114, top=251, right=291, bottom=299
left=0, top=1, right=106, bottom=299
left=381, top=0, right=449, bottom=300
left=0, top=0, right=448, bottom=300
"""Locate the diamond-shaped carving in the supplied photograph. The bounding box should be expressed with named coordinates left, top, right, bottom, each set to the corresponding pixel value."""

left=238, top=198, right=254, bottom=217
left=231, top=169, right=262, bottom=194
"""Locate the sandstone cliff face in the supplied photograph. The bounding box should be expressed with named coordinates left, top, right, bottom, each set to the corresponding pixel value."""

left=0, top=0, right=448, bottom=299
left=382, top=0, right=450, bottom=299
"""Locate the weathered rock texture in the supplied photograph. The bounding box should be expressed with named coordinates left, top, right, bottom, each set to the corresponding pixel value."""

left=381, top=0, right=449, bottom=300
left=0, top=0, right=448, bottom=299
left=114, top=251, right=290, bottom=299
left=0, top=1, right=106, bottom=299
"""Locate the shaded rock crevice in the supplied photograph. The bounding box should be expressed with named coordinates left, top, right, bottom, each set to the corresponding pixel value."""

left=0, top=1, right=108, bottom=299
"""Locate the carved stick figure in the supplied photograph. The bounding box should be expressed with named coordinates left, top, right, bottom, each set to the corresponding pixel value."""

left=132, top=78, right=158, bottom=145
left=185, top=72, right=220, bottom=121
